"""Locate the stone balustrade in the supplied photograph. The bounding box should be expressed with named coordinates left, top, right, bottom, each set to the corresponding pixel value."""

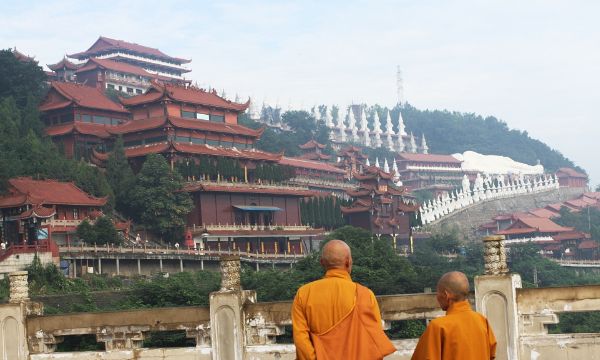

left=3, top=234, right=600, bottom=359
left=420, top=174, right=560, bottom=225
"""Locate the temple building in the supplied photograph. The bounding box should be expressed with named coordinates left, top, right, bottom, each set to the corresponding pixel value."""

left=183, top=182, right=322, bottom=254
left=46, top=57, right=80, bottom=82
left=341, top=165, right=419, bottom=246
left=67, top=36, right=191, bottom=80
left=74, top=57, right=161, bottom=95
left=89, top=82, right=281, bottom=174
left=395, top=153, right=465, bottom=191
left=298, top=140, right=331, bottom=161
left=0, top=178, right=107, bottom=246
left=39, top=81, right=130, bottom=160
left=556, top=168, right=588, bottom=188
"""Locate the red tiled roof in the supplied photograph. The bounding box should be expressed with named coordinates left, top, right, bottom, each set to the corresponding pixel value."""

left=40, top=81, right=129, bottom=113
left=18, top=206, right=56, bottom=219
left=581, top=196, right=598, bottom=205
left=47, top=57, right=80, bottom=71
left=584, top=192, right=600, bottom=200
left=279, top=157, right=346, bottom=174
left=107, top=116, right=264, bottom=138
left=0, top=177, right=107, bottom=208
left=183, top=183, right=316, bottom=197
left=68, top=36, right=190, bottom=63
left=529, top=208, right=560, bottom=219
left=173, top=143, right=282, bottom=162
left=398, top=202, right=420, bottom=212
left=556, top=168, right=587, bottom=179
left=12, top=48, right=35, bottom=63
left=45, top=122, right=111, bottom=138
left=516, top=216, right=573, bottom=233
left=496, top=227, right=537, bottom=235
left=299, top=140, right=326, bottom=150
left=565, top=199, right=589, bottom=209
left=397, top=153, right=462, bottom=164
left=107, top=117, right=167, bottom=134
left=93, top=142, right=282, bottom=163
left=479, top=222, right=498, bottom=229
left=492, top=214, right=514, bottom=221
left=553, top=231, right=590, bottom=242
left=578, top=240, right=598, bottom=250
left=75, top=57, right=154, bottom=78
left=121, top=83, right=250, bottom=111
left=169, top=117, right=263, bottom=137
left=545, top=203, right=564, bottom=212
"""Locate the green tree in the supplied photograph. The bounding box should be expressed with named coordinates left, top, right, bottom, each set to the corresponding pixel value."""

left=129, top=154, right=193, bottom=242
left=106, top=136, right=136, bottom=214
left=94, top=216, right=119, bottom=245
left=76, top=220, right=96, bottom=244
left=0, top=49, right=47, bottom=107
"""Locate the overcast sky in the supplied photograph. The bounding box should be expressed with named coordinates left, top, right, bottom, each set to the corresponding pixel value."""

left=2, top=0, right=599, bottom=185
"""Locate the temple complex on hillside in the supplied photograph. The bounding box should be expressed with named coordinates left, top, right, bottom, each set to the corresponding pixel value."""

left=341, top=165, right=419, bottom=249
left=0, top=178, right=108, bottom=247
left=67, top=36, right=190, bottom=80
left=183, top=182, right=322, bottom=254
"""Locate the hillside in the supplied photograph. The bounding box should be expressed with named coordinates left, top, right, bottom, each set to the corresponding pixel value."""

left=394, top=104, right=580, bottom=173
left=244, top=104, right=582, bottom=174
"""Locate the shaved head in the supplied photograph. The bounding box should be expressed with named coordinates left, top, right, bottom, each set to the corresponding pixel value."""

left=320, top=240, right=352, bottom=271
left=438, top=271, right=470, bottom=300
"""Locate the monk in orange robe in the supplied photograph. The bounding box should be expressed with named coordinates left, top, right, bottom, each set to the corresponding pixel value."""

left=292, top=239, right=396, bottom=360
left=412, top=271, right=497, bottom=360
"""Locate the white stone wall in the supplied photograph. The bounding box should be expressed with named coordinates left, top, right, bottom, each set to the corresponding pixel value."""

left=0, top=252, right=54, bottom=276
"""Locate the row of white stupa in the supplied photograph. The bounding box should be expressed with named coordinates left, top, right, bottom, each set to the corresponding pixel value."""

left=246, top=100, right=429, bottom=154
left=313, top=106, right=428, bottom=154
left=419, top=174, right=561, bottom=225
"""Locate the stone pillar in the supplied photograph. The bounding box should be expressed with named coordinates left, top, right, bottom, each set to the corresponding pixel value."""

left=475, top=235, right=521, bottom=360
left=209, top=256, right=256, bottom=360
left=2, top=271, right=41, bottom=360
left=9, top=271, right=29, bottom=303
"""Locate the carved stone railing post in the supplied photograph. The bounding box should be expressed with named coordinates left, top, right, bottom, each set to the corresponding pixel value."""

left=96, top=328, right=145, bottom=350
left=483, top=235, right=508, bottom=275
left=210, top=256, right=256, bottom=360
left=476, top=235, right=521, bottom=360
left=9, top=271, right=29, bottom=303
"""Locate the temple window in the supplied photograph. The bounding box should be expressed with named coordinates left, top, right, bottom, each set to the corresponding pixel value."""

left=136, top=89, right=143, bottom=94
left=181, top=110, right=195, bottom=119
left=175, top=135, right=191, bottom=143
left=72, top=208, right=79, bottom=220
left=209, top=114, right=225, bottom=123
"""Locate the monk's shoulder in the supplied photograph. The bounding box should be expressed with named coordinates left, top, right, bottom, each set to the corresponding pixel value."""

left=296, top=278, right=328, bottom=296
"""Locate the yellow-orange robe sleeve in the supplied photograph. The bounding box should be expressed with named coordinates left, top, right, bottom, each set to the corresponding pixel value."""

left=292, top=291, right=316, bottom=360
left=411, top=321, right=443, bottom=360
left=368, top=288, right=383, bottom=327
left=487, top=319, right=497, bottom=359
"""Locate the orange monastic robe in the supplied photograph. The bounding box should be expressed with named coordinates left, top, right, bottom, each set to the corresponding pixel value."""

left=292, top=268, right=395, bottom=360
left=411, top=300, right=497, bottom=360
